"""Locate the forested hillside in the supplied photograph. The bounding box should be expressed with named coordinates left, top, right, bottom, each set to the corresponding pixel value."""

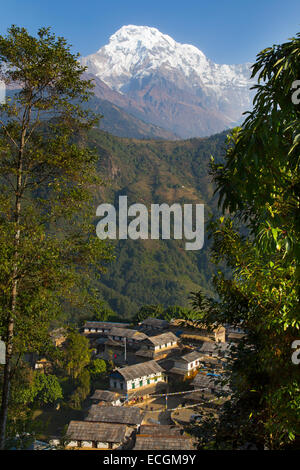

left=73, top=129, right=228, bottom=321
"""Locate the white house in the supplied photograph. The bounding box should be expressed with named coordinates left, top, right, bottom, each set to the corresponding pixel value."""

left=83, top=321, right=130, bottom=336
left=110, top=360, right=166, bottom=394
left=136, top=331, right=179, bottom=359
left=170, top=351, right=202, bottom=376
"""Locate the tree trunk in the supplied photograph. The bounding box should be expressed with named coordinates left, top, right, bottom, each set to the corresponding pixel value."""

left=0, top=116, right=27, bottom=449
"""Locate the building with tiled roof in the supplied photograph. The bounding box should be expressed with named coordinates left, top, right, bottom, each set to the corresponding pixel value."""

left=65, top=420, right=133, bottom=449
left=85, top=404, right=142, bottom=427
left=110, top=360, right=167, bottom=394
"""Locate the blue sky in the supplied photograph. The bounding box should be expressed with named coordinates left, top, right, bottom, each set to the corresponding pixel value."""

left=0, top=0, right=299, bottom=63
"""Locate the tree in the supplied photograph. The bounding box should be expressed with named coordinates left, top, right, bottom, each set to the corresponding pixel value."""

left=191, top=33, right=300, bottom=449
left=89, top=358, right=107, bottom=377
left=135, top=304, right=164, bottom=322
left=0, top=26, right=113, bottom=448
left=32, top=372, right=63, bottom=406
left=69, top=368, right=90, bottom=409
left=63, top=332, right=91, bottom=380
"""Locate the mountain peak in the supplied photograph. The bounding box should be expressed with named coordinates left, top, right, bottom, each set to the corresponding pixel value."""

left=107, top=24, right=189, bottom=54
left=83, top=24, right=211, bottom=92
left=81, top=25, right=253, bottom=138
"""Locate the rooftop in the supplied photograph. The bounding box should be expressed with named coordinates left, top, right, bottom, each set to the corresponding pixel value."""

left=140, top=318, right=169, bottom=328
left=134, top=435, right=195, bottom=450
left=109, top=327, right=148, bottom=341
left=179, top=350, right=202, bottom=363
left=113, top=360, right=164, bottom=381
left=67, top=420, right=127, bottom=443
left=83, top=321, right=130, bottom=330
left=90, top=390, right=121, bottom=402
left=192, top=373, right=231, bottom=393
left=199, top=341, right=231, bottom=354
left=147, top=331, right=178, bottom=346
left=139, top=425, right=183, bottom=436
left=85, top=405, right=142, bottom=425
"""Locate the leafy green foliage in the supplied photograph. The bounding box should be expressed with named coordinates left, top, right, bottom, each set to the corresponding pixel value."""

left=133, top=303, right=195, bottom=322
left=64, top=128, right=227, bottom=322
left=89, top=358, right=107, bottom=377
left=0, top=25, right=113, bottom=446
left=62, top=332, right=91, bottom=380
left=190, top=33, right=300, bottom=449
left=30, top=372, right=63, bottom=405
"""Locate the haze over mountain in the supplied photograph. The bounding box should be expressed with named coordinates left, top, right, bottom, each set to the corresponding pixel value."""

left=82, top=25, right=254, bottom=138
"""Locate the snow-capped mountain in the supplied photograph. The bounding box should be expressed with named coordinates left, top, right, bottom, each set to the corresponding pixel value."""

left=82, top=25, right=254, bottom=138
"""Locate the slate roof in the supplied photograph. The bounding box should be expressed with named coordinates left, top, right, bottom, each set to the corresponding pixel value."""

left=198, top=341, right=217, bottom=353
left=139, top=425, right=183, bottom=436
left=179, top=350, right=202, bottom=363
left=85, top=405, right=142, bottom=425
left=83, top=321, right=130, bottom=330
left=199, top=341, right=231, bottom=354
left=67, top=420, right=127, bottom=443
left=191, top=373, right=219, bottom=388
left=134, top=435, right=195, bottom=450
left=114, top=360, right=164, bottom=381
left=90, top=390, right=121, bottom=402
left=109, top=327, right=147, bottom=341
left=147, top=332, right=178, bottom=346
left=140, top=318, right=169, bottom=328
left=192, top=373, right=231, bottom=393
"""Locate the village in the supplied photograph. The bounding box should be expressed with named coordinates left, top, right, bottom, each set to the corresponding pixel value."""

left=46, top=318, right=244, bottom=450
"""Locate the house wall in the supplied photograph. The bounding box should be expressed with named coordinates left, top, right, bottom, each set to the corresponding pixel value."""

left=174, top=359, right=201, bottom=371
left=81, top=440, right=93, bottom=448
left=97, top=442, right=109, bottom=449
left=153, top=340, right=177, bottom=352
left=125, top=372, right=166, bottom=391
left=110, top=377, right=126, bottom=391
left=66, top=440, right=79, bottom=448
left=110, top=372, right=166, bottom=392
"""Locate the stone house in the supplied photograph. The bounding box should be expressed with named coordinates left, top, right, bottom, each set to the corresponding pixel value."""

left=65, top=421, right=133, bottom=449
left=136, top=331, right=179, bottom=359
left=85, top=404, right=142, bottom=429
left=90, top=390, right=122, bottom=406
left=83, top=321, right=130, bottom=337
left=169, top=350, right=202, bottom=377
left=198, top=341, right=231, bottom=358
left=109, top=360, right=167, bottom=394
left=139, top=317, right=169, bottom=333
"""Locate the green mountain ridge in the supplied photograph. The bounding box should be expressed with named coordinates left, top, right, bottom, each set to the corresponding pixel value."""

left=79, top=128, right=228, bottom=320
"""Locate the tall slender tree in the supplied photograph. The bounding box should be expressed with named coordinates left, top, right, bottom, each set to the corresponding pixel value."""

left=0, top=26, right=112, bottom=448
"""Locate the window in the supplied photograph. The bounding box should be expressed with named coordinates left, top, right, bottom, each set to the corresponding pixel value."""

left=113, top=382, right=117, bottom=388
left=132, top=383, right=135, bottom=389
left=139, top=380, right=143, bottom=387
left=147, top=379, right=150, bottom=385
left=120, top=382, right=124, bottom=390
